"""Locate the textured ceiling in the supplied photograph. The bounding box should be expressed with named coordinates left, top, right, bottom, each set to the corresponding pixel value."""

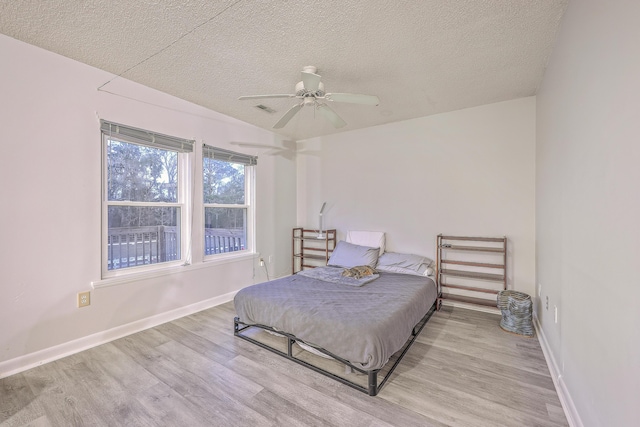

left=1, top=0, right=568, bottom=141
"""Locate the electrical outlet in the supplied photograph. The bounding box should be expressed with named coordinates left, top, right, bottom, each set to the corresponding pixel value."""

left=78, top=291, right=91, bottom=308
left=545, top=295, right=549, bottom=310
left=259, top=258, right=264, bottom=267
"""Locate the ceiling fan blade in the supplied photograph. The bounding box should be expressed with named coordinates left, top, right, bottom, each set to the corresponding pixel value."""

left=324, top=93, right=380, bottom=105
left=238, top=94, right=296, bottom=100
left=301, top=71, right=321, bottom=92
left=229, top=141, right=284, bottom=150
left=273, top=103, right=303, bottom=129
left=317, top=104, right=347, bottom=129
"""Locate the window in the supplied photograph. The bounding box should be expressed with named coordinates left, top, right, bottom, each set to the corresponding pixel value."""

left=203, top=145, right=256, bottom=257
left=100, top=121, right=257, bottom=280
left=101, top=121, right=193, bottom=276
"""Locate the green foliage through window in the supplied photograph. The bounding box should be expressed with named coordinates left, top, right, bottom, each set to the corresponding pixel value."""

left=105, top=138, right=182, bottom=271
left=203, top=158, right=245, bottom=205
left=108, top=139, right=178, bottom=203
left=101, top=122, right=255, bottom=276
left=203, top=157, right=249, bottom=255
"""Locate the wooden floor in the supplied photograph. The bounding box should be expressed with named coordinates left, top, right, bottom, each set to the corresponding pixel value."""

left=0, top=302, right=568, bottom=427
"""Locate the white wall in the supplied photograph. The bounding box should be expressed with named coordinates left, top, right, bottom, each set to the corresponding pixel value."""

left=536, top=1, right=640, bottom=426
left=0, top=34, right=296, bottom=374
left=297, top=97, right=536, bottom=296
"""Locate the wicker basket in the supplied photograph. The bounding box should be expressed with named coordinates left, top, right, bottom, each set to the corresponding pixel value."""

left=497, top=290, right=534, bottom=337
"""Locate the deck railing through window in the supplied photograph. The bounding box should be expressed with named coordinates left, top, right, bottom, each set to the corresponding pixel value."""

left=107, top=226, right=245, bottom=270
left=204, top=228, right=245, bottom=255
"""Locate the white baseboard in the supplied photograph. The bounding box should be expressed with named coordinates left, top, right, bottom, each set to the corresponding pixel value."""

left=533, top=314, right=584, bottom=427
left=0, top=290, right=238, bottom=379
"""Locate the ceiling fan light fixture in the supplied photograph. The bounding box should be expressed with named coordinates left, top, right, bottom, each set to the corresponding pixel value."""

left=295, top=81, right=324, bottom=96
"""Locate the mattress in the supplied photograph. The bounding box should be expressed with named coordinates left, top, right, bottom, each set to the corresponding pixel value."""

left=234, top=268, right=437, bottom=370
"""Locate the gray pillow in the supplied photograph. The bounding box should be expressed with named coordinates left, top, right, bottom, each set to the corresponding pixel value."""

left=327, top=241, right=380, bottom=268
left=376, top=252, right=434, bottom=276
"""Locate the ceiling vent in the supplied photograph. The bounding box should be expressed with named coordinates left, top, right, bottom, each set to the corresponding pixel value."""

left=254, top=104, right=276, bottom=114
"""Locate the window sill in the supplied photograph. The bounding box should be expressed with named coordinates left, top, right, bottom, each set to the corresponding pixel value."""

left=92, top=252, right=257, bottom=289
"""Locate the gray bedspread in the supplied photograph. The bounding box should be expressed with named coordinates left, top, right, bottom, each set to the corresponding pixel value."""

left=234, top=269, right=437, bottom=370
left=297, top=266, right=379, bottom=286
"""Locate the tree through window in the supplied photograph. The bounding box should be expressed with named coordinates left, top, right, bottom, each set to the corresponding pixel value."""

left=101, top=121, right=192, bottom=274
left=101, top=121, right=256, bottom=278
left=203, top=145, right=256, bottom=257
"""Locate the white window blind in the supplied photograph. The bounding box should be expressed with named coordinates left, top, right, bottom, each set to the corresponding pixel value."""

left=203, top=144, right=257, bottom=166
left=100, top=120, right=194, bottom=152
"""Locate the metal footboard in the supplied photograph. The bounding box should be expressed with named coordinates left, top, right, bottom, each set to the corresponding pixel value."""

left=234, top=301, right=436, bottom=396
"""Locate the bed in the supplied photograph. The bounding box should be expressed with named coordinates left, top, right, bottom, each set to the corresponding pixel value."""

left=233, top=232, right=437, bottom=396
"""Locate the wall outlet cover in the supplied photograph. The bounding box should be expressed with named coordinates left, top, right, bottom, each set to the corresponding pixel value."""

left=78, top=291, right=91, bottom=308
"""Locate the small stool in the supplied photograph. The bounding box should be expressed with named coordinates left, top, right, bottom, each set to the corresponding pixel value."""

left=497, top=290, right=534, bottom=337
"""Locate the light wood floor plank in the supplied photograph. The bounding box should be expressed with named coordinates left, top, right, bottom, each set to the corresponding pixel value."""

left=246, top=389, right=337, bottom=427
left=153, top=321, right=237, bottom=364
left=20, top=360, right=110, bottom=426
left=0, top=302, right=568, bottom=426
left=56, top=359, right=154, bottom=426
left=112, top=333, right=272, bottom=426
left=226, top=354, right=391, bottom=427
left=0, top=374, right=45, bottom=427
left=70, top=342, right=160, bottom=395
left=398, top=343, right=561, bottom=417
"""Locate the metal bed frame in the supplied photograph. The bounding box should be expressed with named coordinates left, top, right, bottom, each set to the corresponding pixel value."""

left=233, top=301, right=437, bottom=396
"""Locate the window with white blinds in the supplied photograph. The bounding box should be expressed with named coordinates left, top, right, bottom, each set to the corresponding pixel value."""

left=202, top=144, right=256, bottom=257
left=100, top=120, right=256, bottom=278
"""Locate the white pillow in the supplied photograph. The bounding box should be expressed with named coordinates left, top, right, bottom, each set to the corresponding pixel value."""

left=346, top=231, right=385, bottom=256
left=377, top=265, right=435, bottom=277
left=327, top=241, right=380, bottom=268
left=376, top=252, right=434, bottom=276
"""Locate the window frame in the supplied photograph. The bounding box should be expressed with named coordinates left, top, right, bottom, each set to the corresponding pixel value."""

left=98, top=122, right=258, bottom=283
left=100, top=121, right=193, bottom=279
left=202, top=150, right=256, bottom=260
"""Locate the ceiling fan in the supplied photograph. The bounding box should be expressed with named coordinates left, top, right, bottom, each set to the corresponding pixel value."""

left=238, top=66, right=380, bottom=129
left=229, top=140, right=294, bottom=155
